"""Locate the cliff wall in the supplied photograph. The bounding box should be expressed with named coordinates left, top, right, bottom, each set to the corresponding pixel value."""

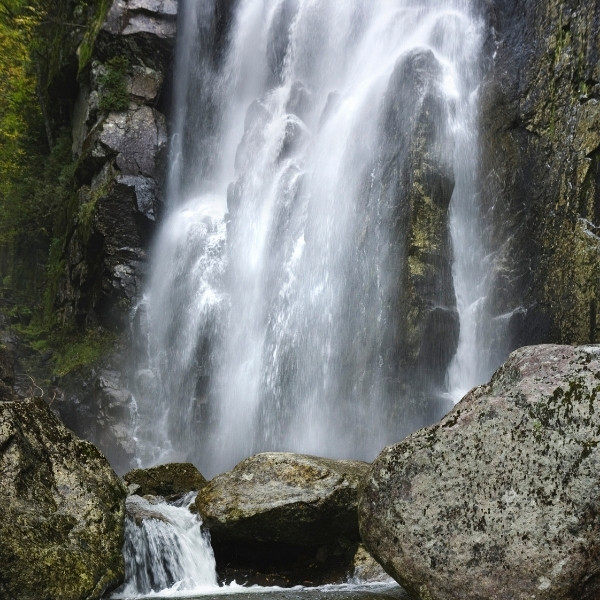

left=480, top=0, right=600, bottom=354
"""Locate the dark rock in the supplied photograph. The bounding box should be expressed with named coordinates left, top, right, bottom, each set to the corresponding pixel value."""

left=194, top=452, right=369, bottom=586
left=98, top=0, right=177, bottom=69
left=54, top=0, right=176, bottom=329
left=337, top=45, right=457, bottom=415
left=0, top=344, right=15, bottom=386
left=54, top=366, right=137, bottom=474
left=124, top=462, right=208, bottom=498
left=129, top=65, right=164, bottom=103
left=0, top=344, right=15, bottom=401
left=359, top=344, right=600, bottom=600
left=117, top=174, right=158, bottom=220
left=60, top=160, right=156, bottom=326
left=378, top=48, right=457, bottom=387
left=0, top=397, right=126, bottom=600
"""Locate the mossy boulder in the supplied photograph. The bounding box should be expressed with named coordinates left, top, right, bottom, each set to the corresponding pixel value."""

left=194, top=452, right=369, bottom=585
left=124, top=462, right=208, bottom=498
left=0, top=398, right=127, bottom=600
left=359, top=344, right=600, bottom=600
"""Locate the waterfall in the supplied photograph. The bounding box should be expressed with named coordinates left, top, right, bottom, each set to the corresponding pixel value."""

left=131, top=0, right=491, bottom=477
left=112, top=494, right=218, bottom=597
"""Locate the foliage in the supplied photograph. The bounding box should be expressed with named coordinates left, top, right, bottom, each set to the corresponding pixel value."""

left=0, top=1, right=109, bottom=361
left=51, top=327, right=116, bottom=376
left=17, top=321, right=116, bottom=375
left=0, top=0, right=45, bottom=245
left=98, top=55, right=129, bottom=113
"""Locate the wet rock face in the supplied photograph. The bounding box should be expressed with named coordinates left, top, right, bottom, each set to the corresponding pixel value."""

left=480, top=0, right=600, bottom=349
left=359, top=344, right=600, bottom=600
left=368, top=47, right=457, bottom=391
left=0, top=398, right=127, bottom=600
left=124, top=462, right=208, bottom=498
left=194, top=452, right=369, bottom=586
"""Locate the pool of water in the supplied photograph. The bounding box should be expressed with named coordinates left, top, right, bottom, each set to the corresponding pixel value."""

left=111, top=582, right=408, bottom=600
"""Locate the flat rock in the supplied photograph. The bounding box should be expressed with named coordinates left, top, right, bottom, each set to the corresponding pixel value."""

left=0, top=398, right=127, bottom=600
left=359, top=344, right=600, bottom=600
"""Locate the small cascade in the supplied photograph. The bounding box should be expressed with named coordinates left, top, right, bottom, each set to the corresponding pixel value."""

left=112, top=493, right=218, bottom=598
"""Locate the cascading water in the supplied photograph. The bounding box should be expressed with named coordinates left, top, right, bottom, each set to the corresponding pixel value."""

left=131, top=0, right=495, bottom=478
left=112, top=494, right=218, bottom=597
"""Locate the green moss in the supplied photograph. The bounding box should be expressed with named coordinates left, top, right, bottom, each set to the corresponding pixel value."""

left=77, top=0, right=112, bottom=74
left=98, top=56, right=129, bottom=113
left=77, top=197, right=97, bottom=243
left=17, top=323, right=117, bottom=377
left=43, top=237, right=66, bottom=325
left=53, top=328, right=116, bottom=376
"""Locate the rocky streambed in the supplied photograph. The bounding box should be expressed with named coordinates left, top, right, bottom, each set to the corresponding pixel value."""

left=2, top=344, right=600, bottom=599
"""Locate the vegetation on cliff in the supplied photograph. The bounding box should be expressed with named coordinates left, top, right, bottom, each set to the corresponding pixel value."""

left=0, top=0, right=112, bottom=376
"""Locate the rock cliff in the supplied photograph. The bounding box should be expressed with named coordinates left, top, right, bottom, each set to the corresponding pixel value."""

left=480, top=0, right=600, bottom=353
left=58, top=0, right=177, bottom=328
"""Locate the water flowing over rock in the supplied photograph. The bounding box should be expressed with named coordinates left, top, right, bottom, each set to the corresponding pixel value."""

left=0, top=398, right=126, bottom=600
left=133, top=0, right=489, bottom=477
left=114, top=493, right=218, bottom=597
left=54, top=365, right=137, bottom=474
left=194, top=452, right=369, bottom=585
left=359, top=344, right=600, bottom=600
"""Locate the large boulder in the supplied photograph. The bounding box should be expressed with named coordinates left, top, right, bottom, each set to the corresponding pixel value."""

left=359, top=344, right=600, bottom=600
left=124, top=462, right=208, bottom=498
left=194, top=452, right=369, bottom=585
left=0, top=397, right=127, bottom=600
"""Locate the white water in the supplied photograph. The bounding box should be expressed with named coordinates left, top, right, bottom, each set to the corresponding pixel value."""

left=129, top=0, right=494, bottom=478
left=112, top=494, right=218, bottom=598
